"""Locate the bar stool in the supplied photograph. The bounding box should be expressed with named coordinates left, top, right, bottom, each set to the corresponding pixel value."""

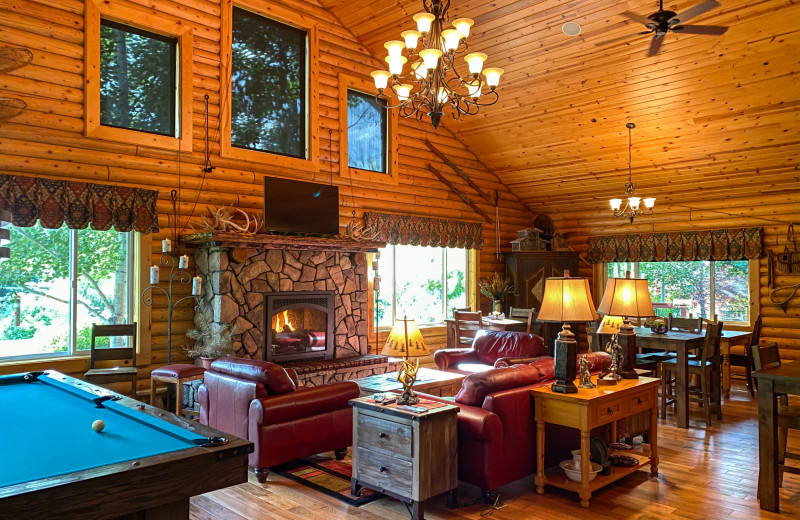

left=150, top=364, right=205, bottom=417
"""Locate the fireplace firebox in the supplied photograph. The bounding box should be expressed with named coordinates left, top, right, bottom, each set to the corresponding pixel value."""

left=264, top=291, right=335, bottom=363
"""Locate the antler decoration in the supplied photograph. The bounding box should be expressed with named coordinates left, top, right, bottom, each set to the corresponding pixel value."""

left=193, top=205, right=262, bottom=235
left=343, top=218, right=380, bottom=242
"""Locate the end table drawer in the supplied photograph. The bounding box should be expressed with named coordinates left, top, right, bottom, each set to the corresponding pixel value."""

left=356, top=447, right=413, bottom=495
left=593, top=397, right=626, bottom=424
left=357, top=413, right=413, bottom=458
left=628, top=389, right=654, bottom=414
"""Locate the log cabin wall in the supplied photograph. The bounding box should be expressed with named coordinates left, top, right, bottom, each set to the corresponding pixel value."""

left=0, top=0, right=533, bottom=391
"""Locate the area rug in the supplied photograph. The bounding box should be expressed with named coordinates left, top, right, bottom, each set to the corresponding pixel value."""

left=273, top=457, right=383, bottom=506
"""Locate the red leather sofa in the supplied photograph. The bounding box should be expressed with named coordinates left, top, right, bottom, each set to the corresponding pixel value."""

left=198, top=357, right=360, bottom=482
left=424, top=351, right=611, bottom=503
left=434, top=330, right=547, bottom=374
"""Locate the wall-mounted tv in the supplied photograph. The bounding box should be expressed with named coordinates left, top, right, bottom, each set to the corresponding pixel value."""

left=263, top=177, right=339, bottom=235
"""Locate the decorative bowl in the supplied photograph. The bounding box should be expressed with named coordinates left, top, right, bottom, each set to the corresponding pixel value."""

left=559, top=460, right=602, bottom=482
left=648, top=323, right=668, bottom=334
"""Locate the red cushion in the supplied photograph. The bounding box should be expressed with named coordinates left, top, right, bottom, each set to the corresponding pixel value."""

left=209, top=357, right=296, bottom=394
left=151, top=364, right=205, bottom=379
left=473, top=331, right=545, bottom=366
left=455, top=364, right=544, bottom=406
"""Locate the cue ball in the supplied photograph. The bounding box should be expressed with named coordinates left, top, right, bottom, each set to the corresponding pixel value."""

left=92, top=420, right=105, bottom=432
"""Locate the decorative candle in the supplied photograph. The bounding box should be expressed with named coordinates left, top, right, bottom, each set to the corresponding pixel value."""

left=162, top=239, right=172, bottom=253
left=150, top=265, right=160, bottom=285
left=192, top=276, right=202, bottom=296
left=179, top=255, right=189, bottom=269
left=374, top=275, right=381, bottom=292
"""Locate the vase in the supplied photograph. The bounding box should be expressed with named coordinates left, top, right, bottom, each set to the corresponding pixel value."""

left=493, top=300, right=503, bottom=315
left=571, top=449, right=582, bottom=471
left=200, top=357, right=215, bottom=370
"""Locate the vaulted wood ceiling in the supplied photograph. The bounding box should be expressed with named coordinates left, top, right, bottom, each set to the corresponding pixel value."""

left=320, top=0, right=800, bottom=220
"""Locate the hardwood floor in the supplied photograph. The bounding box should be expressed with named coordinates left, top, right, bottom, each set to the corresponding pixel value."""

left=190, top=382, right=798, bottom=519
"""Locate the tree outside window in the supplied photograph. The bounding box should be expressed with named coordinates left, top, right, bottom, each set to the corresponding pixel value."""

left=347, top=90, right=386, bottom=173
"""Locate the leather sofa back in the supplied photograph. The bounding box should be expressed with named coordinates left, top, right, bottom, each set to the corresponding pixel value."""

left=473, top=331, right=545, bottom=365
left=210, top=356, right=298, bottom=393
left=455, top=363, right=544, bottom=406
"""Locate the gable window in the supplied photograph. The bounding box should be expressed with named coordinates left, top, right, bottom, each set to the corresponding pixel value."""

left=0, top=223, right=134, bottom=360
left=347, top=90, right=387, bottom=173
left=99, top=20, right=177, bottom=136
left=231, top=7, right=307, bottom=158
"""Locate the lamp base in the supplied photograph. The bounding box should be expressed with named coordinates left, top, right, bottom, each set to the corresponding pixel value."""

left=553, top=323, right=578, bottom=393
left=396, top=388, right=420, bottom=405
left=551, top=379, right=578, bottom=394
left=617, top=320, right=639, bottom=379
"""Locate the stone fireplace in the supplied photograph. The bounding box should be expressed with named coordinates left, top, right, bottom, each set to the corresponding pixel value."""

left=265, top=291, right=335, bottom=363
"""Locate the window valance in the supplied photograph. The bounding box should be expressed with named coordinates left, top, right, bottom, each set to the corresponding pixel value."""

left=588, top=227, right=762, bottom=264
left=363, top=212, right=483, bottom=249
left=0, top=174, right=159, bottom=233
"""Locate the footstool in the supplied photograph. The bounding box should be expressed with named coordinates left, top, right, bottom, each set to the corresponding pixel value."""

left=150, top=364, right=205, bottom=417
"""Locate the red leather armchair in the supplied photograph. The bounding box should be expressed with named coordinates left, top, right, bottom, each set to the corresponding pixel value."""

left=434, top=330, right=547, bottom=374
left=198, top=357, right=360, bottom=482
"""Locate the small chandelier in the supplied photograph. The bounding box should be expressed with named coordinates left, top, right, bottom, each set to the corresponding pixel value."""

left=610, top=123, right=655, bottom=223
left=370, top=0, right=503, bottom=129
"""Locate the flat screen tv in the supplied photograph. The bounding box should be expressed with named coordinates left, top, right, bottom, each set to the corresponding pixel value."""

left=263, top=177, right=339, bottom=235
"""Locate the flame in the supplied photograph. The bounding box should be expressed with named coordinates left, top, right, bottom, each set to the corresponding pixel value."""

left=273, top=310, right=294, bottom=332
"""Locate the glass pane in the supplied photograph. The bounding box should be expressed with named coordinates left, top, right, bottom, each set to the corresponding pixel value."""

left=638, top=261, right=712, bottom=319
left=75, top=229, right=132, bottom=351
left=100, top=20, right=176, bottom=136
left=395, top=245, right=444, bottom=324
left=0, top=223, right=71, bottom=358
left=713, top=261, right=749, bottom=323
left=231, top=7, right=306, bottom=157
left=347, top=90, right=386, bottom=172
left=445, top=247, right=467, bottom=317
left=376, top=249, right=394, bottom=328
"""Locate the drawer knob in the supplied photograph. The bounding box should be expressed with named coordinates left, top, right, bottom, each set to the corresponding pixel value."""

left=637, top=398, right=643, bottom=405
left=379, top=466, right=387, bottom=473
left=379, top=432, right=387, bottom=439
left=607, top=407, right=613, bottom=415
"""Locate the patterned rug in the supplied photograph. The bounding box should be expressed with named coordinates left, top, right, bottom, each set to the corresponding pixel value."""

left=273, top=457, right=383, bottom=506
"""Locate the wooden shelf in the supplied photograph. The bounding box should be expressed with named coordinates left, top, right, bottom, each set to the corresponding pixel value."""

left=180, top=231, right=385, bottom=253
left=544, top=447, right=652, bottom=493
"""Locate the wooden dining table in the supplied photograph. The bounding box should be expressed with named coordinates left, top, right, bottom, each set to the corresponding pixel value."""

left=753, top=360, right=799, bottom=512
left=444, top=316, right=527, bottom=349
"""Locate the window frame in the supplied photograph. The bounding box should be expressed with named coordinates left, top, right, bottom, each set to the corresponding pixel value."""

left=84, top=0, right=194, bottom=151
left=338, top=74, right=399, bottom=185
left=220, top=0, right=320, bottom=172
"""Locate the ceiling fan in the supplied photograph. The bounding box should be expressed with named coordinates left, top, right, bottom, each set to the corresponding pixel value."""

left=598, top=0, right=728, bottom=56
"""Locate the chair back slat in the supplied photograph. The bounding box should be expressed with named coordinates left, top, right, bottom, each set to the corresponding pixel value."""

left=701, top=321, right=724, bottom=364
left=751, top=314, right=763, bottom=346
left=92, top=347, right=135, bottom=362
left=753, top=342, right=781, bottom=371
left=509, top=307, right=535, bottom=334
left=454, top=310, right=483, bottom=347
left=669, top=314, right=703, bottom=333
left=90, top=323, right=137, bottom=369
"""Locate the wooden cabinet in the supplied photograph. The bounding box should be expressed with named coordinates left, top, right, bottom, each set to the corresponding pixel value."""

left=505, top=251, right=581, bottom=348
left=350, top=398, right=459, bottom=519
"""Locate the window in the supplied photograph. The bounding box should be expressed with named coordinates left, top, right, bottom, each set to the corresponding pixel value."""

left=376, top=245, right=468, bottom=327
left=0, top=223, right=134, bottom=360
left=231, top=7, right=307, bottom=158
left=347, top=90, right=386, bottom=173
left=606, top=261, right=750, bottom=324
left=99, top=20, right=177, bottom=136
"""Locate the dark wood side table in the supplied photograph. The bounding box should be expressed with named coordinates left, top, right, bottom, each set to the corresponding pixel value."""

left=754, top=360, right=800, bottom=512
left=349, top=397, right=459, bottom=519
left=532, top=376, right=660, bottom=507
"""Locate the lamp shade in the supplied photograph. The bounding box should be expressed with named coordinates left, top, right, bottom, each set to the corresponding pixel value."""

left=382, top=317, right=430, bottom=358
left=596, top=277, right=655, bottom=318
left=537, top=276, right=599, bottom=323
left=597, top=315, right=624, bottom=334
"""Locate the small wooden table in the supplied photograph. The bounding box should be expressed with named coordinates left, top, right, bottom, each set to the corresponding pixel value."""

left=753, top=360, right=800, bottom=513
left=353, top=367, right=465, bottom=398
left=533, top=376, right=660, bottom=507
left=444, top=317, right=527, bottom=348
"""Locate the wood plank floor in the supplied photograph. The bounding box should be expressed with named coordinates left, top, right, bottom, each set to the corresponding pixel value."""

left=190, top=382, right=798, bottom=519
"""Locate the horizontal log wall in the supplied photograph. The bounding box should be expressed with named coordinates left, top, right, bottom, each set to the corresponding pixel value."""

left=0, top=0, right=533, bottom=390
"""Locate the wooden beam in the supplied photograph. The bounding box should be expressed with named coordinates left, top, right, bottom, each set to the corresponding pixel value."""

left=425, top=139, right=492, bottom=203
left=426, top=164, right=492, bottom=222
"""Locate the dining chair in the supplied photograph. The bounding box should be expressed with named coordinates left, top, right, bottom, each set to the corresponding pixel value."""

left=453, top=310, right=483, bottom=348
left=730, top=314, right=762, bottom=396
left=668, top=314, right=704, bottom=333
left=84, top=323, right=138, bottom=396
left=753, top=342, right=800, bottom=487
left=661, top=321, right=724, bottom=426
left=509, top=307, right=535, bottom=334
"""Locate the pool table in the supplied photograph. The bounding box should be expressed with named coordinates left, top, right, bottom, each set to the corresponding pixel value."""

left=0, top=370, right=253, bottom=520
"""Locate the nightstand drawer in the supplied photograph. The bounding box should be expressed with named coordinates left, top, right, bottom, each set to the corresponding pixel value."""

left=628, top=389, right=653, bottom=415
left=356, top=447, right=413, bottom=496
left=357, top=413, right=413, bottom=458
left=593, top=397, right=626, bottom=424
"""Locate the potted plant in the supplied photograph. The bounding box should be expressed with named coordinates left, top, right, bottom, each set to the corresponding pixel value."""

left=478, top=272, right=516, bottom=317
left=185, top=305, right=236, bottom=369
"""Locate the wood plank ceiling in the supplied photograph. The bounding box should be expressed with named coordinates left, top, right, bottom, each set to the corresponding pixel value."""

left=319, top=0, right=800, bottom=223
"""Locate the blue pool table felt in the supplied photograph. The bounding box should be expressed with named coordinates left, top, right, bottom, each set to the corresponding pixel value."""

left=0, top=373, right=207, bottom=488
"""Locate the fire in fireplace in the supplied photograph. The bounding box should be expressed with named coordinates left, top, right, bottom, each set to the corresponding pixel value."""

left=264, top=291, right=335, bottom=363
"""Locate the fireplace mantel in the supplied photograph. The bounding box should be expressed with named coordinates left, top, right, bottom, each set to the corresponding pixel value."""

left=182, top=231, right=385, bottom=253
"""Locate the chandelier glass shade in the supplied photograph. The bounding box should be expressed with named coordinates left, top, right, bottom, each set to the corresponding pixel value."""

left=371, top=0, right=503, bottom=129
left=611, top=123, right=655, bottom=223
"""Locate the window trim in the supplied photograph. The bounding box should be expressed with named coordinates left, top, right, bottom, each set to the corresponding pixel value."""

left=220, top=0, right=320, bottom=172
left=84, top=0, right=194, bottom=151
left=338, top=74, right=399, bottom=185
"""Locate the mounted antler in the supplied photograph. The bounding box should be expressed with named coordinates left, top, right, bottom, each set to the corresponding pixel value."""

left=193, top=205, right=262, bottom=235
left=343, top=218, right=380, bottom=242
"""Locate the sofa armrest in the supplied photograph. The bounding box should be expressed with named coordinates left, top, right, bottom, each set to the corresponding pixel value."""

left=250, top=381, right=360, bottom=426
left=494, top=355, right=550, bottom=369
left=434, top=348, right=478, bottom=371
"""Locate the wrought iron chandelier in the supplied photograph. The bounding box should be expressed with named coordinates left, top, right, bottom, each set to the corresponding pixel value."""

left=610, top=123, right=655, bottom=223
left=370, top=0, right=503, bottom=129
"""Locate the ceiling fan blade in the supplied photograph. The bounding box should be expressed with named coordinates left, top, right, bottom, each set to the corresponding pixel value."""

left=672, top=24, right=728, bottom=35
left=668, top=0, right=719, bottom=25
left=647, top=35, right=664, bottom=57
left=594, top=30, right=653, bottom=46
left=621, top=11, right=655, bottom=27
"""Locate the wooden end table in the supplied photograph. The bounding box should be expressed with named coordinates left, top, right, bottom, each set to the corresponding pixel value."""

left=353, top=367, right=465, bottom=398
left=532, top=376, right=660, bottom=507
left=349, top=397, right=459, bottom=519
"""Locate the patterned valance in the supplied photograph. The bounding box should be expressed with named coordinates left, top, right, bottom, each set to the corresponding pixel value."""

left=0, top=174, right=159, bottom=232
left=588, top=227, right=762, bottom=263
left=363, top=212, right=483, bottom=249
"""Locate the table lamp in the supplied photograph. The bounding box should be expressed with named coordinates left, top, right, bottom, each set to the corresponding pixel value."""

left=382, top=316, right=430, bottom=405
left=596, top=273, right=655, bottom=379
left=537, top=270, right=599, bottom=393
